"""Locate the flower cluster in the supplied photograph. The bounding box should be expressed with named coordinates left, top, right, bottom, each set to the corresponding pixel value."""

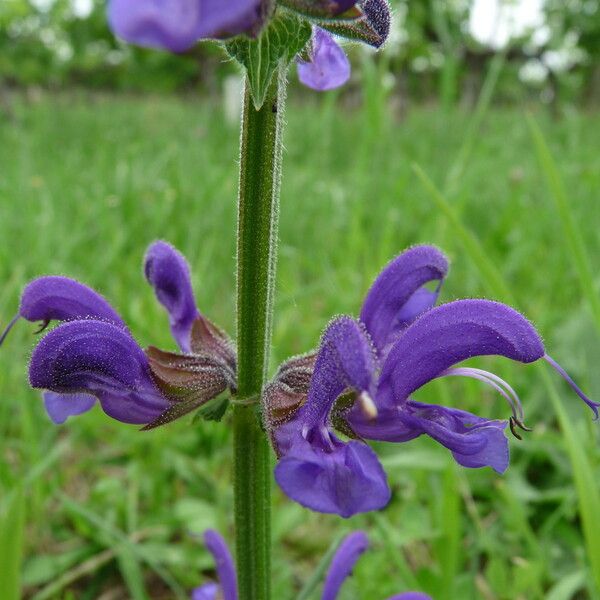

left=2, top=242, right=595, bottom=519
left=106, top=0, right=392, bottom=92
left=264, top=245, right=598, bottom=517
left=1, top=241, right=236, bottom=428
left=193, top=528, right=431, bottom=600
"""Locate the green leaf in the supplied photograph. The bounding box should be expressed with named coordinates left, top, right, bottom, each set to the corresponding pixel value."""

left=193, top=394, right=230, bottom=423
left=226, top=10, right=311, bottom=109
left=0, top=488, right=25, bottom=600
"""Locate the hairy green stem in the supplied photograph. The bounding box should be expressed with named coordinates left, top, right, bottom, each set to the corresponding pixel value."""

left=233, top=67, right=285, bottom=600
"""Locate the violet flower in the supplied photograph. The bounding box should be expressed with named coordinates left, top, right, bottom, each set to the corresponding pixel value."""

left=1, top=241, right=236, bottom=427
left=107, top=0, right=265, bottom=52
left=297, top=28, right=351, bottom=91
left=192, top=530, right=238, bottom=600
left=192, top=529, right=430, bottom=600
left=268, top=245, right=598, bottom=517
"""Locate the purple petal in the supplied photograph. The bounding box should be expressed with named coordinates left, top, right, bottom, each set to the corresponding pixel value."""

left=377, top=299, right=545, bottom=408
left=191, top=582, right=220, bottom=600
left=274, top=434, right=390, bottom=518
left=297, top=28, right=351, bottom=91
left=322, top=531, right=369, bottom=600
left=29, top=320, right=168, bottom=424
left=43, top=391, right=97, bottom=424
left=359, top=245, right=449, bottom=355
left=144, top=241, right=199, bottom=353
left=20, top=276, right=124, bottom=327
left=203, top=530, right=237, bottom=600
left=107, top=0, right=262, bottom=52
left=350, top=401, right=509, bottom=473
left=303, top=316, right=376, bottom=429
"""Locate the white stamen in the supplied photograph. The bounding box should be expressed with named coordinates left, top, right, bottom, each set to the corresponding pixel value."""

left=358, top=391, right=378, bottom=420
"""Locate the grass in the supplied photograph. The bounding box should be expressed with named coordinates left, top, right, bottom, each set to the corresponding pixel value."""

left=0, top=88, right=599, bottom=599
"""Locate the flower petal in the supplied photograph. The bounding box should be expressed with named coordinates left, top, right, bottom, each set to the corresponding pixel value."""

left=107, top=0, right=262, bottom=51
left=377, top=299, right=545, bottom=408
left=274, top=435, right=390, bottom=518
left=350, top=401, right=509, bottom=473
left=108, top=0, right=203, bottom=51
left=20, top=276, right=124, bottom=327
left=29, top=320, right=168, bottom=424
left=191, top=582, right=220, bottom=600
left=386, top=594, right=432, bottom=600
left=297, top=28, right=351, bottom=91
left=203, top=530, right=237, bottom=600
left=144, top=241, right=199, bottom=353
left=322, top=531, right=369, bottom=600
left=301, top=316, right=376, bottom=431
left=359, top=245, right=449, bottom=354
left=43, top=391, right=97, bottom=424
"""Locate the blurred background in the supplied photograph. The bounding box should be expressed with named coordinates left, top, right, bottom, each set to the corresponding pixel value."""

left=1, top=1, right=600, bottom=599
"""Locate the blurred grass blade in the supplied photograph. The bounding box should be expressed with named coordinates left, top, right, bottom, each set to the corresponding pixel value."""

left=542, top=368, right=600, bottom=596
left=116, top=550, right=149, bottom=600
left=0, top=487, right=26, bottom=600
left=412, top=162, right=512, bottom=301
left=436, top=465, right=460, bottom=600
left=446, top=51, right=506, bottom=197
left=546, top=569, right=586, bottom=600
left=60, top=494, right=186, bottom=599
left=527, top=115, right=600, bottom=330
left=415, top=160, right=600, bottom=597
left=296, top=533, right=344, bottom=600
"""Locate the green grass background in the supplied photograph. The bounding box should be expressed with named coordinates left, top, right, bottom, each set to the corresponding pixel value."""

left=1, top=88, right=600, bottom=599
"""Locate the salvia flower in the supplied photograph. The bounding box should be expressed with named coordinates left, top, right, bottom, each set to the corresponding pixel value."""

left=1, top=241, right=236, bottom=428
left=108, top=0, right=266, bottom=51
left=266, top=244, right=598, bottom=517
left=192, top=529, right=430, bottom=600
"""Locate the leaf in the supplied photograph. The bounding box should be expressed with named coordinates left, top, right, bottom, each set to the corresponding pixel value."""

left=226, top=10, right=312, bottom=109
left=0, top=488, right=25, bottom=600
left=193, top=394, right=230, bottom=423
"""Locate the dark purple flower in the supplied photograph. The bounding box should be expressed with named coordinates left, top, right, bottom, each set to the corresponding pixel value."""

left=191, top=529, right=429, bottom=600
left=273, top=316, right=390, bottom=517
left=268, top=245, right=598, bottom=516
left=297, top=28, right=351, bottom=91
left=2, top=242, right=235, bottom=427
left=192, top=530, right=237, bottom=600
left=324, top=531, right=433, bottom=600
left=107, top=0, right=264, bottom=52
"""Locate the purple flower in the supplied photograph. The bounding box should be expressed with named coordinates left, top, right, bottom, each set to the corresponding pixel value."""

left=2, top=241, right=236, bottom=427
left=297, top=28, right=351, bottom=91
left=107, top=0, right=264, bottom=52
left=268, top=245, right=598, bottom=517
left=191, top=529, right=430, bottom=600
left=192, top=530, right=238, bottom=600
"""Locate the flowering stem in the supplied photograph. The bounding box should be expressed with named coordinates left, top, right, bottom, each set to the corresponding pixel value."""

left=233, top=67, right=285, bottom=600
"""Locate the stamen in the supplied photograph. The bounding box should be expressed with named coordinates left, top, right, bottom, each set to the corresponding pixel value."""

left=357, top=391, right=378, bottom=420
left=34, top=319, right=51, bottom=335
left=509, top=416, right=532, bottom=441
left=0, top=314, right=19, bottom=347
left=509, top=417, right=522, bottom=440
left=438, top=366, right=529, bottom=430
left=544, top=354, right=600, bottom=419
